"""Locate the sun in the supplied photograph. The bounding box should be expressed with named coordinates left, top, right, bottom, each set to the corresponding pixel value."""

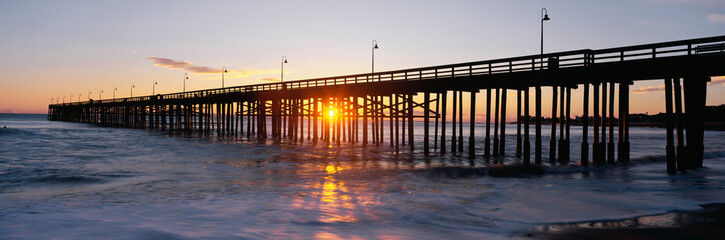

left=328, top=109, right=335, bottom=117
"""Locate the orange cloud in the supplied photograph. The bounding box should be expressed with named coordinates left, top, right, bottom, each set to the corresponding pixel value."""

left=709, top=76, right=725, bottom=86
left=633, top=85, right=665, bottom=94
left=708, top=13, right=725, bottom=24
left=261, top=77, right=281, bottom=82
left=147, top=56, right=276, bottom=79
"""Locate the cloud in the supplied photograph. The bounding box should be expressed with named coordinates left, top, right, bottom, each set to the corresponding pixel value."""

left=147, top=56, right=193, bottom=70
left=708, top=13, right=725, bottom=24
left=640, top=19, right=653, bottom=24
left=633, top=85, right=665, bottom=94
left=147, top=56, right=277, bottom=80
left=261, top=77, right=281, bottom=82
left=709, top=76, right=725, bottom=86
left=0, top=108, right=17, bottom=114
left=632, top=77, right=724, bottom=94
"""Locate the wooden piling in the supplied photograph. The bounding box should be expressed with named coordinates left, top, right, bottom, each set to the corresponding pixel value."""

left=452, top=91, right=457, bottom=153
left=608, top=82, right=615, bottom=164
left=408, top=93, right=414, bottom=151
left=458, top=91, right=464, bottom=153
left=601, top=82, right=608, bottom=163
left=582, top=83, right=590, bottom=166
left=517, top=90, right=522, bottom=156
left=673, top=78, right=686, bottom=171
left=535, top=86, right=542, bottom=164
left=563, top=87, right=571, bottom=163
left=593, top=83, right=602, bottom=164
left=469, top=91, right=476, bottom=158
left=424, top=92, right=430, bottom=154
left=440, top=92, right=447, bottom=154
left=493, top=88, right=500, bottom=156
left=549, top=85, right=558, bottom=163
left=684, top=76, right=708, bottom=170
left=363, top=96, right=368, bottom=147
left=500, top=88, right=507, bottom=156
left=485, top=88, right=491, bottom=157
left=665, top=78, right=676, bottom=173
left=524, top=87, right=531, bottom=164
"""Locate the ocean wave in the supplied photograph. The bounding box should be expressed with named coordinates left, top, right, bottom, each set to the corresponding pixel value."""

left=417, top=164, right=546, bottom=179
left=0, top=127, right=40, bottom=138
left=0, top=168, right=136, bottom=188
left=29, top=174, right=106, bottom=184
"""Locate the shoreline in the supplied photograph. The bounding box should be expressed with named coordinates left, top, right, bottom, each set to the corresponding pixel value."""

left=520, top=203, right=725, bottom=240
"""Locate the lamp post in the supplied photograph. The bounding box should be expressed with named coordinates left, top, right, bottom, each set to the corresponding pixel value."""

left=281, top=56, right=288, bottom=82
left=221, top=67, right=228, bottom=88
left=131, top=84, right=135, bottom=97
left=51, top=98, right=54, bottom=104
left=99, top=90, right=103, bottom=100
left=88, top=91, right=92, bottom=101
left=153, top=80, right=158, bottom=95
left=541, top=8, right=550, bottom=69
left=372, top=40, right=379, bottom=73
left=113, top=87, right=117, bottom=99
left=63, top=96, right=66, bottom=104
left=183, top=73, right=189, bottom=92
left=70, top=94, right=74, bottom=103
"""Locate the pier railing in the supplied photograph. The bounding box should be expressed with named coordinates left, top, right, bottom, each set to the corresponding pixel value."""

left=51, top=35, right=725, bottom=107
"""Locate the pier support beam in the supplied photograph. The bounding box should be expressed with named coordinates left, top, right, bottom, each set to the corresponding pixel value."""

left=549, top=85, right=558, bottom=163
left=452, top=91, right=458, bottom=153
left=524, top=87, right=531, bottom=164
left=424, top=92, right=430, bottom=154
left=517, top=90, right=522, bottom=156
left=469, top=91, right=476, bottom=158
left=581, top=83, right=590, bottom=166
left=534, top=85, right=541, bottom=165
left=408, top=93, right=414, bottom=151
left=593, top=82, right=603, bottom=165
left=618, top=82, right=631, bottom=163
left=684, top=76, right=708, bottom=170
left=500, top=88, right=507, bottom=156
left=440, top=92, right=447, bottom=154
left=485, top=89, right=491, bottom=157
left=665, top=78, right=677, bottom=174
left=601, top=82, right=608, bottom=164
left=458, top=91, right=464, bottom=153
left=493, top=88, right=500, bottom=156
left=608, top=81, right=615, bottom=164
left=674, top=78, right=686, bottom=171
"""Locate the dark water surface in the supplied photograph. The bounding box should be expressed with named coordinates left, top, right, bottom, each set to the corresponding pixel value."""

left=1, top=114, right=724, bottom=239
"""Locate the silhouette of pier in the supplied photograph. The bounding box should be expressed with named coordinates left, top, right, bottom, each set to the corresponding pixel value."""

left=48, top=36, right=725, bottom=173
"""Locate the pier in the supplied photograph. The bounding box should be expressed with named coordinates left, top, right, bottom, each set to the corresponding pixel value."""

left=48, top=36, right=725, bottom=173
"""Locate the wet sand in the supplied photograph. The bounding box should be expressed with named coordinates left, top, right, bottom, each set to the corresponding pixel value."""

left=520, top=204, right=725, bottom=240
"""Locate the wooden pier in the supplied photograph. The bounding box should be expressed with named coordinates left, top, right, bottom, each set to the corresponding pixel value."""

left=48, top=36, right=725, bottom=173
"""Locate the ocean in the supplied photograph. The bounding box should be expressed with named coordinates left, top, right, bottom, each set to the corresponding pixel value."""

left=1, top=113, right=724, bottom=239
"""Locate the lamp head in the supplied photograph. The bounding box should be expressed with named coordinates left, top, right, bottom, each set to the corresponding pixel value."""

left=374, top=44, right=379, bottom=49
left=224, top=69, right=228, bottom=73
left=543, top=14, right=550, bottom=21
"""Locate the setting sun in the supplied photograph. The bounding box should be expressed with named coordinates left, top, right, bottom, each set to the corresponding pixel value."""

left=328, top=109, right=335, bottom=117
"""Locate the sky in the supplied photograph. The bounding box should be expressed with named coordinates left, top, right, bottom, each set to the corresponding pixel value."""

left=1, top=0, right=724, bottom=117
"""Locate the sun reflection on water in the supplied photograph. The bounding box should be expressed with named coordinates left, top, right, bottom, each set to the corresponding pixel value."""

left=318, top=164, right=357, bottom=223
